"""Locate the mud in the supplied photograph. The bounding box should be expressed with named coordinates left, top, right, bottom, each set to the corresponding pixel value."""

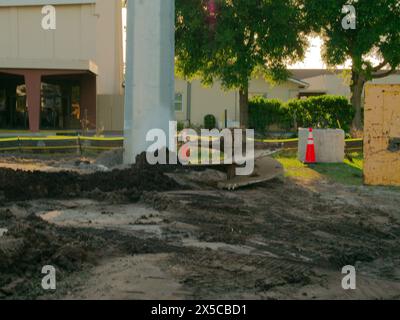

left=156, top=181, right=400, bottom=299
left=0, top=207, right=176, bottom=299
left=158, top=182, right=400, bottom=266
left=1, top=153, right=400, bottom=300
left=94, top=149, right=124, bottom=168
left=0, top=158, right=182, bottom=203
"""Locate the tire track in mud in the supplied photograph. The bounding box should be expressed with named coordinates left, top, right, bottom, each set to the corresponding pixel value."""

left=143, top=180, right=400, bottom=298
left=168, top=249, right=315, bottom=299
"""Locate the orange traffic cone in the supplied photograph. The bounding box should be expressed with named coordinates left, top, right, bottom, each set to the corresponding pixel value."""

left=305, top=128, right=316, bottom=164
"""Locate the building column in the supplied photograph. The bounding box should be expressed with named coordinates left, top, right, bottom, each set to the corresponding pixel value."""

left=124, top=0, right=175, bottom=164
left=24, top=71, right=42, bottom=133
left=80, top=73, right=97, bottom=130
left=5, top=83, right=17, bottom=128
left=60, top=83, right=72, bottom=129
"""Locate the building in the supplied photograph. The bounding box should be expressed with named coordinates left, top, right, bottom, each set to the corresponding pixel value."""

left=292, top=69, right=400, bottom=99
left=174, top=76, right=308, bottom=128
left=0, top=0, right=123, bottom=132
left=173, top=70, right=400, bottom=129
left=1, top=1, right=399, bottom=133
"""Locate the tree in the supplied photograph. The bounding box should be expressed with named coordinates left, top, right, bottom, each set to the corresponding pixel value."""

left=303, top=0, right=400, bottom=131
left=175, top=0, right=308, bottom=128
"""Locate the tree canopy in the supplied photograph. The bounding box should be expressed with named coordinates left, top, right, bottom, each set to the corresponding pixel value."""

left=175, top=0, right=309, bottom=127
left=303, top=0, right=400, bottom=130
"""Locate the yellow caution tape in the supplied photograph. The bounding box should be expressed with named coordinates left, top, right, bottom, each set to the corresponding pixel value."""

left=0, top=147, right=20, bottom=151
left=255, top=138, right=363, bottom=143
left=19, top=136, right=78, bottom=141
left=79, top=136, right=124, bottom=141
left=345, top=138, right=363, bottom=142
left=0, top=138, right=19, bottom=142
left=19, top=146, right=78, bottom=150
left=80, top=146, right=122, bottom=150
left=255, top=138, right=299, bottom=143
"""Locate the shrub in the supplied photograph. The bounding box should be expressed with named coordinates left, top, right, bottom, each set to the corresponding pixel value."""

left=248, top=97, right=291, bottom=133
left=204, top=114, right=217, bottom=130
left=285, top=95, right=354, bottom=132
left=248, top=95, right=354, bottom=133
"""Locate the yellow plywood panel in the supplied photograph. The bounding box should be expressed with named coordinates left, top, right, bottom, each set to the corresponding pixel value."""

left=364, top=84, right=400, bottom=186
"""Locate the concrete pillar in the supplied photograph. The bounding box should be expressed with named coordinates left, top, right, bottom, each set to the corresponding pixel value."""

left=24, top=71, right=42, bottom=133
left=80, top=73, right=97, bottom=130
left=124, top=0, right=175, bottom=164
left=60, top=83, right=72, bottom=129
left=5, top=83, right=17, bottom=127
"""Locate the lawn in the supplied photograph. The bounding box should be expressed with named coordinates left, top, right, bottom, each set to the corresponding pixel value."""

left=273, top=150, right=364, bottom=186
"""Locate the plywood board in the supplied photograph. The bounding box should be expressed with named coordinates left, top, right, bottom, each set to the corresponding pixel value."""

left=364, top=84, right=400, bottom=186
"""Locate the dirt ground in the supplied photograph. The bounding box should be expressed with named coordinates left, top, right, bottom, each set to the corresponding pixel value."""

left=1, top=153, right=400, bottom=300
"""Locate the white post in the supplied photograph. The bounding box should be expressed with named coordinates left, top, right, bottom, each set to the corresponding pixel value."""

left=124, top=0, right=175, bottom=164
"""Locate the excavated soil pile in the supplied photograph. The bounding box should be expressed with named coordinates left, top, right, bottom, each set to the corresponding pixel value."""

left=0, top=155, right=182, bottom=202
left=0, top=209, right=97, bottom=299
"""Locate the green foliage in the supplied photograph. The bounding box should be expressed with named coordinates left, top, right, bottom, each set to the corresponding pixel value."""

left=285, top=95, right=354, bottom=132
left=177, top=121, right=185, bottom=132
left=249, top=97, right=290, bottom=133
left=176, top=0, right=308, bottom=90
left=204, top=114, right=217, bottom=130
left=304, top=0, right=400, bottom=128
left=302, top=0, right=400, bottom=128
left=248, top=95, right=354, bottom=133
left=303, top=0, right=400, bottom=76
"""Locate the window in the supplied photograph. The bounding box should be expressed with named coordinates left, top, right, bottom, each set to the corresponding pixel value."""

left=175, top=92, right=183, bottom=112
left=298, top=92, right=326, bottom=99
left=249, top=92, right=268, bottom=99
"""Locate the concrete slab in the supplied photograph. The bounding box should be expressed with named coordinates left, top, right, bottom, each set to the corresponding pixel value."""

left=298, top=128, right=345, bottom=163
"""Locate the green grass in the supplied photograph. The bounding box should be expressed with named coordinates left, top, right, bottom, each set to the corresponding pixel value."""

left=273, top=150, right=364, bottom=186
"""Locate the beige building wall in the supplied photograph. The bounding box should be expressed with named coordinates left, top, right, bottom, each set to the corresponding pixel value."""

left=301, top=74, right=351, bottom=98
left=95, top=0, right=124, bottom=131
left=175, top=79, right=189, bottom=123
left=96, top=94, right=124, bottom=132
left=371, top=74, right=400, bottom=85
left=300, top=73, right=400, bottom=100
left=0, top=0, right=124, bottom=132
left=95, top=0, right=123, bottom=95
left=173, top=77, right=302, bottom=129
left=189, top=80, right=238, bottom=128
left=249, top=77, right=301, bottom=101
left=0, top=3, right=97, bottom=70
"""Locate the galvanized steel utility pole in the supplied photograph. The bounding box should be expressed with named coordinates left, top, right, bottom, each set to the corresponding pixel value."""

left=124, top=0, right=175, bottom=164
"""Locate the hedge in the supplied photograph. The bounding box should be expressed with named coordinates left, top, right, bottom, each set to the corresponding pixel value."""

left=249, top=97, right=291, bottom=133
left=249, top=95, right=354, bottom=133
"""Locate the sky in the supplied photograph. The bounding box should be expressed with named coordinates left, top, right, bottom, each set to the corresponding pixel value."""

left=291, top=37, right=326, bottom=69
left=122, top=9, right=328, bottom=70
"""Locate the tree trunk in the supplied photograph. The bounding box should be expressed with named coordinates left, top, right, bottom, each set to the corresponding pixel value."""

left=239, top=86, right=249, bottom=128
left=350, top=69, right=365, bottom=131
